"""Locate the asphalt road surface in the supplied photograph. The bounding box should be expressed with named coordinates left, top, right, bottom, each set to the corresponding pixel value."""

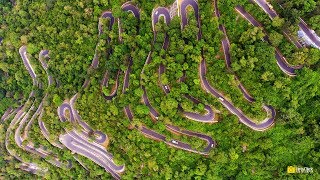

left=235, top=5, right=302, bottom=76
left=198, top=3, right=276, bottom=131
left=253, top=0, right=278, bottom=19
left=298, top=18, right=320, bottom=48
left=137, top=1, right=216, bottom=155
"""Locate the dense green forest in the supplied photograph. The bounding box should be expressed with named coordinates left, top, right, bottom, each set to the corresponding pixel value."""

left=0, top=0, right=319, bottom=179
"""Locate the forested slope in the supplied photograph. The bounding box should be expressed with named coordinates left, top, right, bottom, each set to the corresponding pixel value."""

left=0, top=0, right=319, bottom=179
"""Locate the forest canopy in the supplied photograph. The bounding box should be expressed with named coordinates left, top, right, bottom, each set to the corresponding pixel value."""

left=0, top=0, right=319, bottom=179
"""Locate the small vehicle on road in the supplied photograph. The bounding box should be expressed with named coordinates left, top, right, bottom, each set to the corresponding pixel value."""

left=171, top=140, right=179, bottom=145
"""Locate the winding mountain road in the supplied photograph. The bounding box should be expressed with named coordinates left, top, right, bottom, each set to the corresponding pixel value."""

left=251, top=0, right=304, bottom=49
left=60, top=130, right=123, bottom=180
left=1, top=0, right=297, bottom=176
left=56, top=10, right=125, bottom=176
left=147, top=6, right=216, bottom=123
left=14, top=100, right=70, bottom=169
left=1, top=107, right=22, bottom=122
left=98, top=11, right=121, bottom=101
left=121, top=3, right=140, bottom=127
left=235, top=5, right=302, bottom=76
left=156, top=6, right=216, bottom=123
left=87, top=10, right=121, bottom=100
left=252, top=0, right=278, bottom=19
left=136, top=2, right=216, bottom=155
left=19, top=46, right=37, bottom=82
left=139, top=124, right=215, bottom=155
left=4, top=47, right=49, bottom=175
left=82, top=10, right=116, bottom=91
left=180, top=0, right=201, bottom=39
left=38, top=50, right=54, bottom=86
left=70, top=94, right=108, bottom=144
left=251, top=0, right=319, bottom=66
left=57, top=96, right=107, bottom=145
left=298, top=18, right=320, bottom=49
left=58, top=99, right=123, bottom=179
left=213, top=3, right=255, bottom=103
left=15, top=47, right=72, bottom=169
left=200, top=58, right=276, bottom=131
left=181, top=0, right=276, bottom=131
left=166, top=124, right=215, bottom=154
left=92, top=11, right=115, bottom=69
left=37, top=50, right=65, bottom=149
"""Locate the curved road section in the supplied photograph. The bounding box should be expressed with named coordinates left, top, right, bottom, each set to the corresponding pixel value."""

left=179, top=0, right=276, bottom=131
left=298, top=18, right=320, bottom=49
left=58, top=99, right=124, bottom=178
left=4, top=47, right=50, bottom=175
left=139, top=124, right=215, bottom=155
left=251, top=0, right=303, bottom=49
left=148, top=6, right=216, bottom=123
left=182, top=95, right=216, bottom=123
left=156, top=7, right=216, bottom=122
left=180, top=0, right=201, bottom=39
left=140, top=7, right=170, bottom=120
left=213, top=2, right=255, bottom=103
left=58, top=95, right=107, bottom=145
left=1, top=107, right=22, bottom=123
left=235, top=5, right=302, bottom=76
left=6, top=103, right=49, bottom=175
left=16, top=48, right=71, bottom=169
left=99, top=11, right=120, bottom=101
left=121, top=3, right=140, bottom=125
left=136, top=4, right=216, bottom=155
left=166, top=124, right=216, bottom=155
left=39, top=50, right=54, bottom=86
left=57, top=22, right=124, bottom=176
left=122, top=2, right=140, bottom=20
left=38, top=50, right=65, bottom=149
left=56, top=10, right=123, bottom=173
left=82, top=12, right=115, bottom=88
left=252, top=0, right=278, bottom=19
left=19, top=46, right=37, bottom=83
left=70, top=94, right=108, bottom=144
left=253, top=0, right=312, bottom=42
left=200, top=58, right=276, bottom=131
left=15, top=100, right=70, bottom=169
left=92, top=11, right=115, bottom=69
left=60, top=130, right=123, bottom=180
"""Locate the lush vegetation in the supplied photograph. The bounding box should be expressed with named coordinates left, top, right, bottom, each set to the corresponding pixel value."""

left=0, top=0, right=319, bottom=179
